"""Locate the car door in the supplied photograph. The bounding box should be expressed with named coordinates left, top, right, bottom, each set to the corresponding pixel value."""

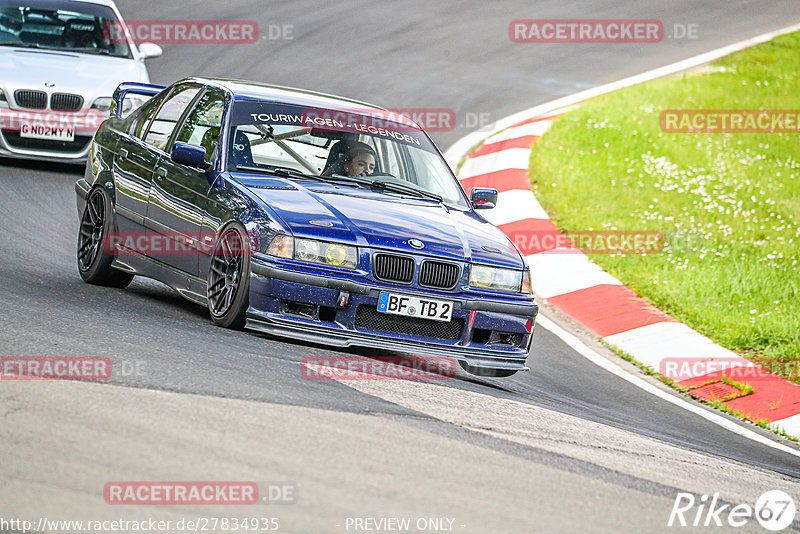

left=112, top=91, right=167, bottom=234
left=145, top=87, right=222, bottom=276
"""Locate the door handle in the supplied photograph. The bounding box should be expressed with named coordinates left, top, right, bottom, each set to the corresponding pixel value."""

left=118, top=148, right=129, bottom=160
left=155, top=167, right=168, bottom=178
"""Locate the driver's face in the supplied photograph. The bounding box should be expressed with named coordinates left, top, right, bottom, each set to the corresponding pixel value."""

left=344, top=152, right=376, bottom=176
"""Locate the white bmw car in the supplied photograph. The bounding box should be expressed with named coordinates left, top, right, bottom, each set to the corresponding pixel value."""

left=0, top=0, right=161, bottom=163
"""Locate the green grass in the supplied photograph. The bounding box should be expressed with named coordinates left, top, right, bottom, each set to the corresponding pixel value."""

left=530, top=31, right=800, bottom=376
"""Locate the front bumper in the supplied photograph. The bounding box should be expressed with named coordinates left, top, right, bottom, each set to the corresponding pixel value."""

left=247, top=258, right=539, bottom=371
left=0, top=124, right=93, bottom=164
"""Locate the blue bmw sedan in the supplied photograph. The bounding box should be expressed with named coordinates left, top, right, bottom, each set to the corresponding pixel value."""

left=75, top=77, right=538, bottom=377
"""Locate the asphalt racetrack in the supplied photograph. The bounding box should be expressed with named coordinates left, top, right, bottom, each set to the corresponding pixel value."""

left=2, top=2, right=800, bottom=532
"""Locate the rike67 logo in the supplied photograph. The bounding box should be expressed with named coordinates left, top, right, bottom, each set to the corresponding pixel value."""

left=668, top=490, right=796, bottom=531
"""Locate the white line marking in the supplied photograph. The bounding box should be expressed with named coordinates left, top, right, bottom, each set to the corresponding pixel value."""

left=458, top=147, right=530, bottom=178
left=771, top=414, right=800, bottom=440
left=481, top=189, right=549, bottom=225
left=482, top=120, right=555, bottom=143
left=604, top=322, right=754, bottom=378
left=526, top=251, right=622, bottom=298
left=537, top=315, right=800, bottom=458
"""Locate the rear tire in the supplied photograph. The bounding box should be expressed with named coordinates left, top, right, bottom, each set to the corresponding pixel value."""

left=207, top=223, right=251, bottom=329
left=77, top=187, right=134, bottom=288
left=459, top=361, right=518, bottom=378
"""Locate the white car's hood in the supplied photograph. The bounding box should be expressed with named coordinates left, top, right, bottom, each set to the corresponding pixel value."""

left=0, top=48, right=148, bottom=106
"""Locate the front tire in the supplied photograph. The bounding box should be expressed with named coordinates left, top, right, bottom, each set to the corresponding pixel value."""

left=77, top=187, right=134, bottom=288
left=459, top=361, right=518, bottom=378
left=207, top=223, right=251, bottom=329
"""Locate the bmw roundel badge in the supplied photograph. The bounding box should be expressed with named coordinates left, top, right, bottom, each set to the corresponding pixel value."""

left=409, top=239, right=424, bottom=249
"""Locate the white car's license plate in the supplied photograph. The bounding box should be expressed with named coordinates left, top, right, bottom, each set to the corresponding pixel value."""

left=19, top=121, right=75, bottom=142
left=377, top=292, right=453, bottom=322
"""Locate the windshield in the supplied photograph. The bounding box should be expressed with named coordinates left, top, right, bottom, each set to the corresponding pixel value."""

left=227, top=101, right=469, bottom=208
left=0, top=0, right=131, bottom=58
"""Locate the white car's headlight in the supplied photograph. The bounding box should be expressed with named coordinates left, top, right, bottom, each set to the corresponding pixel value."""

left=91, top=97, right=113, bottom=112
left=469, top=265, right=526, bottom=293
left=121, top=95, right=148, bottom=116
left=108, top=95, right=150, bottom=119
left=267, top=236, right=358, bottom=270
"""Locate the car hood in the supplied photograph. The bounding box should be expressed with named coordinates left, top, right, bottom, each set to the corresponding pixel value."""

left=0, top=48, right=146, bottom=103
left=238, top=177, right=524, bottom=269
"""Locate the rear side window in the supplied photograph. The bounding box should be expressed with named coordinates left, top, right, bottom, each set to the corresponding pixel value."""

left=131, top=93, right=166, bottom=140
left=143, top=85, right=200, bottom=151
left=175, top=91, right=225, bottom=163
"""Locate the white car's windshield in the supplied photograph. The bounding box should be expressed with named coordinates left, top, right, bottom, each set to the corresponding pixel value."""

left=227, top=101, right=469, bottom=208
left=0, top=0, right=131, bottom=58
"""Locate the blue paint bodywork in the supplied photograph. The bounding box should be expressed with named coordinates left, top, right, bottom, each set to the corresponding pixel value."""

left=77, top=77, right=538, bottom=373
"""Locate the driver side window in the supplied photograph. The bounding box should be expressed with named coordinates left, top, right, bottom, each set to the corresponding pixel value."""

left=131, top=92, right=166, bottom=140
left=175, top=91, right=225, bottom=164
left=143, top=85, right=200, bottom=151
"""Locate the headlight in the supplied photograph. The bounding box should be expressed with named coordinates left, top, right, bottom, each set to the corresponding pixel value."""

left=91, top=97, right=113, bottom=112
left=469, top=265, right=524, bottom=293
left=267, top=236, right=358, bottom=270
left=121, top=95, right=148, bottom=116
left=109, top=95, right=150, bottom=119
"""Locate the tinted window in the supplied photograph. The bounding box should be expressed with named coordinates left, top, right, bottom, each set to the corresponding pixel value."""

left=175, top=91, right=225, bottom=163
left=144, top=86, right=200, bottom=151
left=131, top=93, right=166, bottom=140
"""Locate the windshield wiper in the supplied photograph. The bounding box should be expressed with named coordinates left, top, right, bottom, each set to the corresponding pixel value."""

left=371, top=180, right=443, bottom=202
left=330, top=174, right=442, bottom=201
left=236, top=165, right=443, bottom=201
left=66, top=48, right=111, bottom=55
left=271, top=167, right=334, bottom=182
left=236, top=165, right=328, bottom=182
left=237, top=165, right=360, bottom=186
left=324, top=174, right=373, bottom=188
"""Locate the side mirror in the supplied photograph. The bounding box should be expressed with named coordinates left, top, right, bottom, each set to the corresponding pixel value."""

left=171, top=142, right=210, bottom=170
left=138, top=42, right=163, bottom=59
left=470, top=187, right=497, bottom=210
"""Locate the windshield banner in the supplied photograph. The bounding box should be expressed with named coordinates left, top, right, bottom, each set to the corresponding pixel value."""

left=233, top=103, right=429, bottom=148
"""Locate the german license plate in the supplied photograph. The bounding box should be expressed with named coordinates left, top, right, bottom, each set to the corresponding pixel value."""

left=20, top=121, right=75, bottom=142
left=377, top=292, right=453, bottom=322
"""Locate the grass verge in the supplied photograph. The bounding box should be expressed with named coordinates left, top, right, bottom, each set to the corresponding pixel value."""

left=530, top=31, right=800, bottom=378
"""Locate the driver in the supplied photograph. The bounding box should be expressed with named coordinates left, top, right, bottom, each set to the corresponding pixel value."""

left=322, top=142, right=376, bottom=177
